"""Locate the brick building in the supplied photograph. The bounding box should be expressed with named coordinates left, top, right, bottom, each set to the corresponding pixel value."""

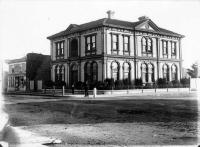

left=47, top=11, right=184, bottom=87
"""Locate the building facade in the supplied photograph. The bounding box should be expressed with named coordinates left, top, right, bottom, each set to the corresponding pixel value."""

left=7, top=57, right=26, bottom=91
left=6, top=53, right=51, bottom=91
left=47, top=12, right=184, bottom=87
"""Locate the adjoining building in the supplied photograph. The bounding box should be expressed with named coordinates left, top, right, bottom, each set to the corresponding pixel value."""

left=47, top=11, right=184, bottom=87
left=6, top=53, right=51, bottom=91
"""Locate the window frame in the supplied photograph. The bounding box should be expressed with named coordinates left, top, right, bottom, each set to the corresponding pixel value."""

left=162, top=40, right=168, bottom=58
left=55, top=64, right=65, bottom=82
left=141, top=63, right=148, bottom=83
left=123, top=35, right=130, bottom=55
left=148, top=63, right=154, bottom=83
left=123, top=62, right=131, bottom=82
left=171, top=64, right=177, bottom=81
left=111, top=61, right=119, bottom=81
left=163, top=64, right=169, bottom=81
left=141, top=37, right=153, bottom=57
left=55, top=41, right=65, bottom=59
left=171, top=41, right=177, bottom=58
left=85, top=34, right=97, bottom=56
left=111, top=33, right=119, bottom=54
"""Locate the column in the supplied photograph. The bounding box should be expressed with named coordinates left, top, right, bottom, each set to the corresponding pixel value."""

left=136, top=60, right=140, bottom=79
left=148, top=73, right=151, bottom=83
left=104, top=59, right=107, bottom=80
left=119, top=62, right=123, bottom=80
left=78, top=61, right=81, bottom=81
left=169, top=65, right=172, bottom=81
left=159, top=62, right=163, bottom=78
left=118, top=34, right=123, bottom=55
left=66, top=63, right=70, bottom=87
left=102, top=59, right=105, bottom=81
left=51, top=65, right=55, bottom=82
left=130, top=60, right=134, bottom=81
left=153, top=62, right=158, bottom=81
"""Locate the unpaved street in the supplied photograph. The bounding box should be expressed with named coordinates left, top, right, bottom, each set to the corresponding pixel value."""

left=3, top=93, right=199, bottom=146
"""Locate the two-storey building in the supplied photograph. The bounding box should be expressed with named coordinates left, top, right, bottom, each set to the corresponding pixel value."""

left=47, top=11, right=184, bottom=87
left=7, top=56, right=27, bottom=91
left=6, top=53, right=51, bottom=91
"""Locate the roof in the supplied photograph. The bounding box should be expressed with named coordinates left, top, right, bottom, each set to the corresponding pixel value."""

left=47, top=18, right=184, bottom=39
left=6, top=53, right=50, bottom=64
left=6, top=56, right=27, bottom=64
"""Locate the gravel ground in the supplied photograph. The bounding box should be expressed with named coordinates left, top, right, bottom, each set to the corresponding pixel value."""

left=3, top=93, right=199, bottom=146
left=20, top=122, right=198, bottom=146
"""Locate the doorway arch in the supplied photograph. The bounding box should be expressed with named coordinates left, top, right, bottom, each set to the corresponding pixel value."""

left=70, top=64, right=78, bottom=86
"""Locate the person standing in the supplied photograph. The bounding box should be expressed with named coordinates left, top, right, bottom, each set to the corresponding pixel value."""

left=84, top=81, right=89, bottom=97
left=71, top=83, right=75, bottom=94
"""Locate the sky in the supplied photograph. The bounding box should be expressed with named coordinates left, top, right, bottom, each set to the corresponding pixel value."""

left=0, top=0, right=200, bottom=69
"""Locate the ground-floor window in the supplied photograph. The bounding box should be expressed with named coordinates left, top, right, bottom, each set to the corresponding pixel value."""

left=92, top=62, right=98, bottom=82
left=84, top=61, right=98, bottom=83
left=163, top=64, right=169, bottom=81
left=171, top=64, right=178, bottom=81
left=123, top=62, right=130, bottom=82
left=70, top=64, right=78, bottom=85
left=141, top=63, right=154, bottom=83
left=55, top=64, right=65, bottom=82
left=111, top=61, right=119, bottom=81
left=148, top=63, right=154, bottom=83
left=141, top=63, right=148, bottom=83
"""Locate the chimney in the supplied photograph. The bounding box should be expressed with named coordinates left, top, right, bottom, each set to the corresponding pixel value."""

left=107, top=10, right=115, bottom=19
left=138, top=16, right=149, bottom=21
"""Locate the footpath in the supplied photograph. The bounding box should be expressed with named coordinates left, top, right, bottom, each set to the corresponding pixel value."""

left=4, top=87, right=198, bottom=99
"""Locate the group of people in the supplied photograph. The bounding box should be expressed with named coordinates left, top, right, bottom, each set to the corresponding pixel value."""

left=71, top=81, right=89, bottom=97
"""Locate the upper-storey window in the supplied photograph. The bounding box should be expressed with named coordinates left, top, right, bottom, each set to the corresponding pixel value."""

left=171, top=41, right=176, bottom=58
left=9, top=65, right=14, bottom=73
left=55, top=41, right=64, bottom=59
left=123, top=35, right=130, bottom=55
left=111, top=34, right=119, bottom=54
left=70, top=39, right=78, bottom=57
left=162, top=40, right=168, bottom=58
left=85, top=34, right=96, bottom=56
left=141, top=37, right=152, bottom=57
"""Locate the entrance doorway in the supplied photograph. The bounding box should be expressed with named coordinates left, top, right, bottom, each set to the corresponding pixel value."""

left=70, top=64, right=78, bottom=86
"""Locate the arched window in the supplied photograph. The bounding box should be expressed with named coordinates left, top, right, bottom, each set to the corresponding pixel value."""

left=142, top=37, right=147, bottom=53
left=111, top=61, right=119, bottom=81
left=123, top=62, right=130, bottom=81
left=70, top=64, right=78, bottom=85
left=91, top=62, right=98, bottom=82
left=163, top=64, right=169, bottom=81
left=58, top=65, right=65, bottom=81
left=55, top=65, right=59, bottom=82
left=148, top=64, right=154, bottom=83
left=147, top=38, right=152, bottom=53
left=171, top=64, right=177, bottom=81
left=70, top=39, right=78, bottom=57
left=141, top=63, right=148, bottom=83
left=55, top=65, right=65, bottom=82
left=84, top=61, right=98, bottom=83
left=84, top=62, right=91, bottom=82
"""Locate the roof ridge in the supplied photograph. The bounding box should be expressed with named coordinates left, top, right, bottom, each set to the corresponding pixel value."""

left=47, top=17, right=184, bottom=39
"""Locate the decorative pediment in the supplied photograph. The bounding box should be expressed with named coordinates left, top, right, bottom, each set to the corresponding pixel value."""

left=65, top=24, right=79, bottom=31
left=136, top=20, right=160, bottom=32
